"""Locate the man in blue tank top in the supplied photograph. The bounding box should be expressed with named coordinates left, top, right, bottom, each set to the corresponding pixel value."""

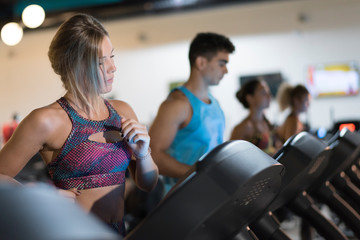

left=149, top=32, right=235, bottom=193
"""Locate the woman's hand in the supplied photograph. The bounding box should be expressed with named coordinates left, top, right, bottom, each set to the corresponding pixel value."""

left=121, top=117, right=150, bottom=157
left=121, top=117, right=158, bottom=192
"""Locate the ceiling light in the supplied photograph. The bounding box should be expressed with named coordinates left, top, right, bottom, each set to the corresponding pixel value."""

left=1, top=22, right=23, bottom=46
left=22, top=4, right=45, bottom=29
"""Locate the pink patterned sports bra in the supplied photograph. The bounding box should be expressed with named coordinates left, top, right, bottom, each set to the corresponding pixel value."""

left=47, top=97, right=132, bottom=190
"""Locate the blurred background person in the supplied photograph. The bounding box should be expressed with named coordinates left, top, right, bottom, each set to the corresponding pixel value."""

left=276, top=83, right=311, bottom=143
left=275, top=83, right=313, bottom=239
left=2, top=113, right=20, bottom=147
left=230, top=78, right=280, bottom=156
left=149, top=32, right=235, bottom=194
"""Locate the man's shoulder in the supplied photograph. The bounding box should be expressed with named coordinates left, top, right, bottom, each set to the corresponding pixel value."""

left=155, top=91, right=192, bottom=123
left=164, top=90, right=190, bottom=106
left=168, top=88, right=187, bottom=99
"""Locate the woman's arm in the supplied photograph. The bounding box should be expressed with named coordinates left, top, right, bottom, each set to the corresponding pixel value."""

left=0, top=106, right=81, bottom=201
left=123, top=117, right=158, bottom=192
left=0, top=109, right=49, bottom=181
left=111, top=100, right=158, bottom=192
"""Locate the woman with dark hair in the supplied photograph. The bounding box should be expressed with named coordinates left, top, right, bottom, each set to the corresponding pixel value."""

left=276, top=83, right=311, bottom=143
left=0, top=13, right=158, bottom=236
left=230, top=78, right=279, bottom=155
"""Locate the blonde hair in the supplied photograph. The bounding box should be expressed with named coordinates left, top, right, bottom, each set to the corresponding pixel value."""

left=277, top=83, right=309, bottom=111
left=48, top=13, right=108, bottom=116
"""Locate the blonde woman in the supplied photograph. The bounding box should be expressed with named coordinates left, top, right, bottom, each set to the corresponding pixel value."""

left=0, top=14, right=158, bottom=236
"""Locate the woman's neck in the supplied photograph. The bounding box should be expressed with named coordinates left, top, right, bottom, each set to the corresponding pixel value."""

left=249, top=109, right=265, bottom=122
left=64, top=93, right=106, bottom=120
left=290, top=109, right=301, bottom=117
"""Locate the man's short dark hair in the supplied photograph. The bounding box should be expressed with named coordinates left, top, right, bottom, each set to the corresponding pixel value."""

left=189, top=32, right=235, bottom=67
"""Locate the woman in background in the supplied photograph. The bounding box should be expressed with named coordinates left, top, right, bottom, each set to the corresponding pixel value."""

left=230, top=78, right=280, bottom=156
left=276, top=83, right=311, bottom=143
left=0, top=13, right=158, bottom=236
left=276, top=83, right=313, bottom=240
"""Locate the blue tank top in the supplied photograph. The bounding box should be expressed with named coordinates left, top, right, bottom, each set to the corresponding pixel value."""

left=164, top=86, right=225, bottom=191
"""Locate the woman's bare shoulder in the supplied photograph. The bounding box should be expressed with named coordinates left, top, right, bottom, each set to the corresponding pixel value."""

left=283, top=114, right=298, bottom=127
left=18, top=101, right=71, bottom=141
left=107, top=99, right=137, bottom=119
left=231, top=118, right=254, bottom=140
left=236, top=118, right=254, bottom=131
left=28, top=101, right=67, bottom=125
left=5, top=100, right=71, bottom=154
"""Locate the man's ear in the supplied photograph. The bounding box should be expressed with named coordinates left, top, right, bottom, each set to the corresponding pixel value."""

left=194, top=56, right=207, bottom=71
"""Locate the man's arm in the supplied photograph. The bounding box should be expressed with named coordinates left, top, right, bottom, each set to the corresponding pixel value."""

left=149, top=93, right=193, bottom=179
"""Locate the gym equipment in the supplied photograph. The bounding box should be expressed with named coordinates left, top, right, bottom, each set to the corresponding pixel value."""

left=332, top=120, right=360, bottom=134
left=344, top=164, right=360, bottom=189
left=233, top=226, right=259, bottom=240
left=14, top=152, right=50, bottom=183
left=250, top=132, right=349, bottom=240
left=125, top=140, right=284, bottom=240
left=300, top=129, right=360, bottom=238
left=322, top=129, right=360, bottom=214
left=0, top=183, right=120, bottom=240
left=332, top=129, right=360, bottom=191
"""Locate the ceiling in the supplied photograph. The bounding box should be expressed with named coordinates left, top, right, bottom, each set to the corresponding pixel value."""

left=0, top=0, right=278, bottom=31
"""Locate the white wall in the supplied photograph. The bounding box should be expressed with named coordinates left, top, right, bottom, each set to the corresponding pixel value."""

left=112, top=27, right=360, bottom=139
left=1, top=0, right=360, bottom=140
